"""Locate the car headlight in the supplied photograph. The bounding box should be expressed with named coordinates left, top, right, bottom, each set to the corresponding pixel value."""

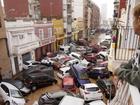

left=12, top=100, right=18, bottom=105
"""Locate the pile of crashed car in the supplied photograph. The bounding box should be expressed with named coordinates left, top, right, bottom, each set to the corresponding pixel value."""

left=0, top=37, right=116, bottom=105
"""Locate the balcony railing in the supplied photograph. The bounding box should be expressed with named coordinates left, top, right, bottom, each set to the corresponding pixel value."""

left=109, top=81, right=140, bottom=105
left=115, top=26, right=139, bottom=60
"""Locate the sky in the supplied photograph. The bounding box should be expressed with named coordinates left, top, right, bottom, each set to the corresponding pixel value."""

left=92, top=0, right=114, bottom=19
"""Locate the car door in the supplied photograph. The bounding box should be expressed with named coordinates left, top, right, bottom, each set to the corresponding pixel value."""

left=0, top=84, right=10, bottom=101
left=41, top=76, right=52, bottom=86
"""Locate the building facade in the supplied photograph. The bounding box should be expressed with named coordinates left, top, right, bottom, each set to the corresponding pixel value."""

left=5, top=20, right=39, bottom=75
left=39, top=0, right=63, bottom=20
left=0, top=2, right=12, bottom=79
left=34, top=21, right=56, bottom=61
left=4, top=0, right=29, bottom=19
left=52, top=19, right=65, bottom=51
left=63, top=0, right=72, bottom=43
left=91, top=3, right=100, bottom=30
left=72, top=0, right=84, bottom=38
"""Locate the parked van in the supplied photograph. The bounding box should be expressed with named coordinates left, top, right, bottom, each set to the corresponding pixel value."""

left=59, top=45, right=71, bottom=54
left=59, top=95, right=84, bottom=105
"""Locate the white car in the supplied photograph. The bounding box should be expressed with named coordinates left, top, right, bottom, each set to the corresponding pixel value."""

left=41, top=57, right=54, bottom=65
left=64, top=59, right=80, bottom=66
left=98, top=51, right=109, bottom=60
left=86, top=100, right=106, bottom=105
left=59, top=95, right=84, bottom=105
left=57, top=67, right=70, bottom=79
left=79, top=83, right=103, bottom=101
left=69, top=52, right=82, bottom=60
left=0, top=82, right=26, bottom=105
left=59, top=45, right=71, bottom=54
left=23, top=60, right=40, bottom=69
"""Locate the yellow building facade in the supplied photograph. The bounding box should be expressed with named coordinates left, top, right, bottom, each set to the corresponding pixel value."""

left=52, top=19, right=65, bottom=51
left=72, top=17, right=84, bottom=40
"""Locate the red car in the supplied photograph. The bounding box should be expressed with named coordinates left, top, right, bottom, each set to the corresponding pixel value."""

left=97, top=61, right=108, bottom=68
left=62, top=76, right=76, bottom=93
left=83, top=53, right=97, bottom=63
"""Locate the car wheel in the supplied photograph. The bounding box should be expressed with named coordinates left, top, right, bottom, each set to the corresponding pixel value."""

left=31, top=85, right=37, bottom=91
left=5, top=101, right=10, bottom=105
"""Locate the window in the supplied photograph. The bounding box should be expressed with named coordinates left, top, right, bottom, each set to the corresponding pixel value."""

left=19, top=35, right=24, bottom=39
left=48, top=28, right=53, bottom=37
left=12, top=35, right=19, bottom=45
left=39, top=29, right=44, bottom=39
left=27, top=32, right=32, bottom=35
left=1, top=84, right=9, bottom=94
left=11, top=89, right=23, bottom=98
left=86, top=87, right=99, bottom=91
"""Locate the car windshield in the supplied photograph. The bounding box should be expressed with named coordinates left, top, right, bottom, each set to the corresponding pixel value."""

left=86, top=87, right=99, bottom=91
left=10, top=89, right=23, bottom=98
left=79, top=71, right=88, bottom=79
left=24, top=62, right=29, bottom=65
left=32, top=62, right=40, bottom=65
left=12, top=81, right=24, bottom=89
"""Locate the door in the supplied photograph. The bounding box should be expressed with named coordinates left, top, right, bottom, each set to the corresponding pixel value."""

left=35, top=48, right=42, bottom=61
left=14, top=57, right=20, bottom=73
left=22, top=52, right=31, bottom=63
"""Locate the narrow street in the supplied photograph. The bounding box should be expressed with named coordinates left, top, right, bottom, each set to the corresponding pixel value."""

left=25, top=33, right=107, bottom=105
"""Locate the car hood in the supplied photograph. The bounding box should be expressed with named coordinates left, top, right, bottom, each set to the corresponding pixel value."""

left=11, top=97, right=25, bottom=105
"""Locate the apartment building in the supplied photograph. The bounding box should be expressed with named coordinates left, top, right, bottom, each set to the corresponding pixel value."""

left=0, top=1, right=12, bottom=78
left=5, top=20, right=39, bottom=75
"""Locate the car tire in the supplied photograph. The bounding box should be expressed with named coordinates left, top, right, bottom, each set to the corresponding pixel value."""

left=5, top=101, right=10, bottom=105
left=31, top=85, right=37, bottom=91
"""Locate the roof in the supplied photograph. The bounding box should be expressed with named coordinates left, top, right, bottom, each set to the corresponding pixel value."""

left=59, top=95, right=84, bottom=105
left=89, top=100, right=106, bottom=105
left=73, top=64, right=86, bottom=71
left=60, top=67, right=70, bottom=72
left=93, top=67, right=106, bottom=70
left=1, top=82, right=19, bottom=90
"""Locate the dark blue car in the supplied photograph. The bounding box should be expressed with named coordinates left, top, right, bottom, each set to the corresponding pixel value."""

left=70, top=64, right=90, bottom=87
left=87, top=67, right=112, bottom=79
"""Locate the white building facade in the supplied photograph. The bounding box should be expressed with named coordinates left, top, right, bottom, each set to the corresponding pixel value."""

left=5, top=20, right=39, bottom=75
left=63, top=0, right=72, bottom=43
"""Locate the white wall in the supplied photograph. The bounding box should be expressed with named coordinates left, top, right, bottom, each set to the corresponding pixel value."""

left=5, top=20, right=39, bottom=74
left=5, top=20, right=39, bottom=54
left=72, top=0, right=84, bottom=19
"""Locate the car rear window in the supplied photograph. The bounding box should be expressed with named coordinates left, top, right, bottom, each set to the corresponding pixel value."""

left=86, top=87, right=99, bottom=91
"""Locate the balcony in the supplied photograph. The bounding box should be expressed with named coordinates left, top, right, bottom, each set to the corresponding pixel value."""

left=67, top=0, right=72, bottom=4
left=12, top=41, right=39, bottom=55
left=108, top=26, right=140, bottom=104
left=109, top=80, right=140, bottom=105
